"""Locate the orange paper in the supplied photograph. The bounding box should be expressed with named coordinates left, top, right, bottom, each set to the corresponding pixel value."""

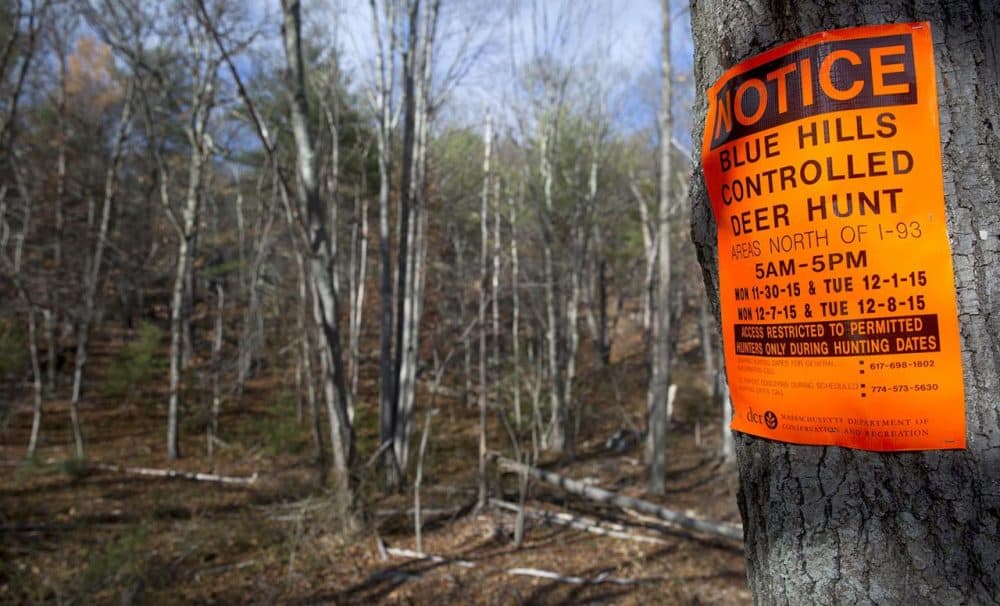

left=702, top=23, right=965, bottom=450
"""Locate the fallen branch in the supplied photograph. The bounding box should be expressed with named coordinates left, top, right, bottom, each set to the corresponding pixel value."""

left=490, top=499, right=667, bottom=545
left=194, top=559, right=256, bottom=581
left=507, top=567, right=650, bottom=586
left=384, top=547, right=476, bottom=569
left=491, top=454, right=742, bottom=541
left=92, top=463, right=258, bottom=485
left=375, top=506, right=462, bottom=518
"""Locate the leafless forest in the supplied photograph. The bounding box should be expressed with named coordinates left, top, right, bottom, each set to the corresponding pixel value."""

left=0, top=0, right=749, bottom=603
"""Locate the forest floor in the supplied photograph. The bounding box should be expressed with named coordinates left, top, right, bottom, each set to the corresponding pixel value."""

left=0, top=339, right=749, bottom=605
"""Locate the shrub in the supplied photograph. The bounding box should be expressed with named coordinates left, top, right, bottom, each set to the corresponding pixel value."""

left=102, top=321, right=164, bottom=405
left=237, top=390, right=307, bottom=456
left=0, top=319, right=28, bottom=375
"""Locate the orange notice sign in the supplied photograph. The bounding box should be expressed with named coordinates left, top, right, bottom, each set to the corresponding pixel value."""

left=702, top=23, right=965, bottom=451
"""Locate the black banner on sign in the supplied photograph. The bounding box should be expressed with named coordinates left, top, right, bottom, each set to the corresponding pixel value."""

left=734, top=314, right=940, bottom=357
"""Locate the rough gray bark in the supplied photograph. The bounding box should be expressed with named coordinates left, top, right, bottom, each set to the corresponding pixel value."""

left=690, top=1, right=1000, bottom=603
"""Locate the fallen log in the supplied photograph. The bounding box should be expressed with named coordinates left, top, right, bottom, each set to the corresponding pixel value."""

left=384, top=547, right=476, bottom=569
left=491, top=454, right=742, bottom=541
left=490, top=499, right=667, bottom=545
left=507, top=567, right=650, bottom=586
left=193, top=559, right=256, bottom=581
left=92, top=463, right=258, bottom=485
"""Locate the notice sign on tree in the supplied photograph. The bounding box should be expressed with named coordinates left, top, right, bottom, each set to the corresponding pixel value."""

left=702, top=23, right=965, bottom=451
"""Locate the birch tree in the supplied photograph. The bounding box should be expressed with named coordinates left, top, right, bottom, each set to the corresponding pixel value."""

left=280, top=0, right=354, bottom=511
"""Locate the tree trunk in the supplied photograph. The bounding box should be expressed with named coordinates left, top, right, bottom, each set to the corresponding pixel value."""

left=392, top=0, right=419, bottom=476
left=282, top=0, right=354, bottom=514
left=168, top=82, right=210, bottom=460
left=26, top=307, right=43, bottom=458
left=369, top=0, right=401, bottom=488
left=208, top=282, right=223, bottom=458
left=348, top=190, right=367, bottom=405
left=295, top=249, right=324, bottom=463
left=539, top=131, right=565, bottom=453
left=646, top=0, right=673, bottom=495
left=477, top=113, right=493, bottom=508
left=690, top=1, right=1000, bottom=602
left=509, top=185, right=522, bottom=426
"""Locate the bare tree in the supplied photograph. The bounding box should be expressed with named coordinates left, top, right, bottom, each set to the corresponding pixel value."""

left=646, top=0, right=672, bottom=495
left=367, top=0, right=401, bottom=487
left=477, top=112, right=493, bottom=508
left=280, top=0, right=354, bottom=512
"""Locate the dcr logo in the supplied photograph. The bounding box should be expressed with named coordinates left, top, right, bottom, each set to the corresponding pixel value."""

left=746, top=407, right=779, bottom=430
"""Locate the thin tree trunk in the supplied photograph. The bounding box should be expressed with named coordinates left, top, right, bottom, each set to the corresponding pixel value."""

left=168, top=86, right=211, bottom=460
left=646, top=0, right=672, bottom=495
left=413, top=408, right=435, bottom=553
left=348, top=191, right=367, bottom=403
left=629, top=174, right=655, bottom=341
left=392, top=0, right=419, bottom=476
left=491, top=175, right=501, bottom=399
left=26, top=307, right=43, bottom=458
left=509, top=186, right=522, bottom=426
left=181, top=231, right=197, bottom=368
left=540, top=132, right=564, bottom=453
left=282, top=0, right=354, bottom=514
left=295, top=250, right=324, bottom=462
left=477, top=114, right=493, bottom=508
left=370, top=0, right=401, bottom=488
left=208, top=282, right=223, bottom=458
left=564, top=251, right=581, bottom=455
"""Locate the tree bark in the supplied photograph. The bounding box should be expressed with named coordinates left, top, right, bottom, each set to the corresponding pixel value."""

left=348, top=190, right=368, bottom=405
left=369, top=0, right=401, bottom=488
left=509, top=184, right=522, bottom=426
left=647, top=0, right=673, bottom=495
left=168, top=73, right=211, bottom=460
left=690, top=1, right=1000, bottom=602
left=281, top=0, right=354, bottom=513
left=207, top=282, right=223, bottom=458
left=477, top=113, right=493, bottom=508
left=539, top=130, right=565, bottom=453
left=392, top=0, right=419, bottom=476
